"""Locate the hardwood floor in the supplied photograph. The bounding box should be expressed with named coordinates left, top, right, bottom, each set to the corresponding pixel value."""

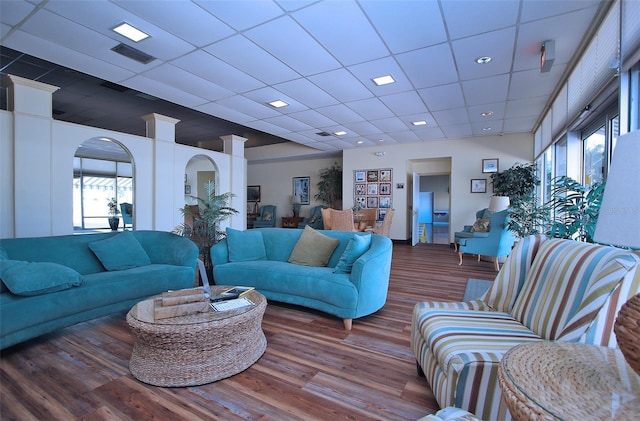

left=0, top=242, right=498, bottom=420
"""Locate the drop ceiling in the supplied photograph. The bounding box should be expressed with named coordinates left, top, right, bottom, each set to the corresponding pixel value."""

left=0, top=0, right=606, bottom=154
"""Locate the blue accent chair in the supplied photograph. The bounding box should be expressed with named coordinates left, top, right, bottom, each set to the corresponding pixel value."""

left=298, top=205, right=327, bottom=229
left=456, top=209, right=516, bottom=271
left=120, top=202, right=133, bottom=229
left=253, top=205, right=277, bottom=228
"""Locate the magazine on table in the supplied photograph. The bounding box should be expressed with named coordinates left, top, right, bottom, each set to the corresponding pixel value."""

left=209, top=286, right=255, bottom=303
left=209, top=296, right=254, bottom=312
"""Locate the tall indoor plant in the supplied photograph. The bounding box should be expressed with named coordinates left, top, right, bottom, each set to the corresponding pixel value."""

left=173, top=181, right=238, bottom=277
left=107, top=197, right=120, bottom=231
left=314, top=162, right=342, bottom=209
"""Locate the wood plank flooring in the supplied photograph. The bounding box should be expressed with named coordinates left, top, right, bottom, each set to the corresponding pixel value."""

left=0, top=242, right=498, bottom=420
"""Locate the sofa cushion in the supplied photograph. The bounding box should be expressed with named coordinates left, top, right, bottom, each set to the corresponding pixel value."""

left=470, top=219, right=490, bottom=232
left=288, top=226, right=339, bottom=267
left=89, top=231, right=151, bottom=271
left=334, top=233, right=371, bottom=274
left=226, top=228, right=267, bottom=262
left=0, top=260, right=83, bottom=296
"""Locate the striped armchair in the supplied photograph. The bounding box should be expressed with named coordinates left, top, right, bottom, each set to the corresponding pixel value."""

left=411, top=235, right=640, bottom=420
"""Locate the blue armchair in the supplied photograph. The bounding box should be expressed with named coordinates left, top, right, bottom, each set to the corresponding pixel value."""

left=253, top=205, right=277, bottom=228
left=120, top=202, right=133, bottom=229
left=456, top=209, right=516, bottom=271
left=298, top=205, right=327, bottom=229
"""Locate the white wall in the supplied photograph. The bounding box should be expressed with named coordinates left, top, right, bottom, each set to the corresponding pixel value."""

left=1, top=76, right=245, bottom=239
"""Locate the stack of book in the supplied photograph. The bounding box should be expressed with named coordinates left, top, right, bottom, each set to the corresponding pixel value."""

left=153, top=287, right=209, bottom=320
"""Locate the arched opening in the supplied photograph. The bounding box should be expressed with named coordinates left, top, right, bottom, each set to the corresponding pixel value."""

left=73, top=137, right=134, bottom=232
left=184, top=155, right=217, bottom=204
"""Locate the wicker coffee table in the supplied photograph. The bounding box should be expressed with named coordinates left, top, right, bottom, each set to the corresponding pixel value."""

left=498, top=342, right=640, bottom=420
left=126, top=286, right=267, bottom=387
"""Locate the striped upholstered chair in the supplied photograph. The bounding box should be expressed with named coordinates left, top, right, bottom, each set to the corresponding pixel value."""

left=411, top=235, right=640, bottom=420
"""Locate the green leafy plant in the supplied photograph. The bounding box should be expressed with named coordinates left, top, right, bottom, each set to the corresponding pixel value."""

left=314, top=162, right=342, bottom=209
left=107, top=197, right=120, bottom=216
left=491, top=162, right=548, bottom=238
left=173, top=181, right=238, bottom=271
left=547, top=176, right=606, bottom=242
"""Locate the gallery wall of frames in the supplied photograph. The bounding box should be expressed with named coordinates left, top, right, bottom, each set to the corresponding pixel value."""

left=353, top=168, right=393, bottom=221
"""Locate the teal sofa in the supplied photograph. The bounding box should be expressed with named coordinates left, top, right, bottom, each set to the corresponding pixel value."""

left=0, top=230, right=198, bottom=350
left=211, top=227, right=393, bottom=330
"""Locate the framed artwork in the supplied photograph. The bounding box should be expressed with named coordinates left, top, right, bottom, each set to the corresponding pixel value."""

left=185, top=185, right=191, bottom=195
left=482, top=158, right=499, bottom=173
left=379, top=183, right=391, bottom=195
left=471, top=179, right=487, bottom=193
left=367, top=196, right=379, bottom=208
left=355, top=196, right=366, bottom=208
left=355, top=183, right=366, bottom=195
left=355, top=171, right=366, bottom=182
left=367, top=170, right=379, bottom=182
left=367, top=183, right=378, bottom=195
left=247, top=185, right=261, bottom=202
left=293, top=176, right=310, bottom=204
left=378, top=209, right=387, bottom=221
left=380, top=170, right=391, bottom=181
left=379, top=197, right=391, bottom=208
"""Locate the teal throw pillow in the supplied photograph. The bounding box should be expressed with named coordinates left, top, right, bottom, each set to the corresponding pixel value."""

left=334, top=233, right=372, bottom=274
left=225, top=228, right=267, bottom=262
left=0, top=260, right=83, bottom=296
left=289, top=226, right=339, bottom=267
left=89, top=231, right=151, bottom=271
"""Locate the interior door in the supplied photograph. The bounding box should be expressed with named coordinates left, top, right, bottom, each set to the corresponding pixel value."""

left=411, top=172, right=420, bottom=246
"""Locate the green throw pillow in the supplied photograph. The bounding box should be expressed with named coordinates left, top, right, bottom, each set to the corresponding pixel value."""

left=334, top=233, right=372, bottom=274
left=289, top=226, right=339, bottom=267
left=0, top=260, right=83, bottom=296
left=226, top=228, right=267, bottom=262
left=471, top=218, right=490, bottom=233
left=89, top=231, right=151, bottom=271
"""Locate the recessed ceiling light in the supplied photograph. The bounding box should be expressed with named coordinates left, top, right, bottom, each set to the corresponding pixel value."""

left=378, top=139, right=385, bottom=142
left=357, top=140, right=364, bottom=144
left=334, top=131, right=347, bottom=136
left=372, top=75, right=395, bottom=86
left=475, top=56, right=492, bottom=64
left=482, top=127, right=492, bottom=131
left=481, top=111, right=493, bottom=117
left=112, top=22, right=150, bottom=42
left=268, top=100, right=288, bottom=108
left=411, top=120, right=427, bottom=126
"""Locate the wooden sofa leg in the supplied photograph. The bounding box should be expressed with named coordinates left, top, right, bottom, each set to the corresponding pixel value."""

left=343, top=318, right=352, bottom=330
left=494, top=258, right=500, bottom=271
left=416, top=361, right=425, bottom=377
left=458, top=252, right=463, bottom=266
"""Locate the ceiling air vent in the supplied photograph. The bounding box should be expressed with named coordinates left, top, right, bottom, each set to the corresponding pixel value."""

left=111, top=43, right=155, bottom=64
left=316, top=131, right=332, bottom=137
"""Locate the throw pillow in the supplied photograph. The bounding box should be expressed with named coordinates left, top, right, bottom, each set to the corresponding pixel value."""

left=334, top=233, right=372, bottom=274
left=263, top=211, right=273, bottom=221
left=471, top=218, right=490, bottom=232
left=225, top=228, right=267, bottom=262
left=289, top=225, right=339, bottom=267
left=88, top=231, right=151, bottom=271
left=0, top=260, right=83, bottom=296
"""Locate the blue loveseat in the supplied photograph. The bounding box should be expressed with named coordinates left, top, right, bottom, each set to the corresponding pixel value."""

left=0, top=230, right=198, bottom=350
left=211, top=227, right=393, bottom=330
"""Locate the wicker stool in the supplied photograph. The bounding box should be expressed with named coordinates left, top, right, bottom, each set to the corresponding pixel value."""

left=126, top=288, right=267, bottom=387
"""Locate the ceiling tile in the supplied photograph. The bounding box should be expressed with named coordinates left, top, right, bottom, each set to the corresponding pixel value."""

left=396, top=43, right=458, bottom=89
left=505, top=97, right=548, bottom=119
left=0, top=0, right=37, bottom=25
left=347, top=56, right=414, bottom=95
left=287, top=109, right=337, bottom=128
left=388, top=130, right=420, bottom=143
left=441, top=0, right=520, bottom=40
left=215, top=95, right=281, bottom=120
left=379, top=91, right=428, bottom=116
left=453, top=27, right=516, bottom=81
left=243, top=119, right=291, bottom=135
left=194, top=102, right=256, bottom=124
left=503, top=116, right=538, bottom=133
left=309, top=68, right=373, bottom=103
left=471, top=120, right=504, bottom=135
left=124, top=75, right=209, bottom=108
left=343, top=121, right=385, bottom=136
left=315, top=103, right=366, bottom=125
left=194, top=0, right=284, bottom=31
left=412, top=126, right=446, bottom=141
left=345, top=97, right=394, bottom=120
left=508, top=65, right=567, bottom=100
left=520, top=0, right=601, bottom=23
left=370, top=117, right=409, bottom=132
left=142, top=64, right=234, bottom=102
left=462, top=74, right=510, bottom=106
left=263, top=115, right=314, bottom=132
left=243, top=86, right=308, bottom=114
left=432, top=108, right=470, bottom=126
left=418, top=83, right=466, bottom=111
left=441, top=124, right=473, bottom=138
left=467, top=102, right=506, bottom=123
left=274, top=78, right=339, bottom=109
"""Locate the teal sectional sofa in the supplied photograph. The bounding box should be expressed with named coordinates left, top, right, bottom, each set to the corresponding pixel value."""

left=211, top=227, right=393, bottom=330
left=0, top=230, right=198, bottom=350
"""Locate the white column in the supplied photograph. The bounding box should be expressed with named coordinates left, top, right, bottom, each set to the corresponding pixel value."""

left=221, top=135, right=247, bottom=229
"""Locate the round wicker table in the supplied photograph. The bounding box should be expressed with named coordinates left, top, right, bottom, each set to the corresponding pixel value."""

left=498, top=342, right=640, bottom=420
left=126, top=287, right=267, bottom=387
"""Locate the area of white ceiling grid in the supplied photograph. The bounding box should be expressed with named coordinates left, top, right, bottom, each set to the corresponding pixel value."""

left=0, top=0, right=602, bottom=151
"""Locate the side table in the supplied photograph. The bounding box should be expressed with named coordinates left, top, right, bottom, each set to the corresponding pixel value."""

left=498, top=341, right=640, bottom=420
left=281, top=216, right=304, bottom=228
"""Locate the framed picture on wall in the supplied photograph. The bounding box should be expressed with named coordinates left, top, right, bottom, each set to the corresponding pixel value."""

left=355, top=171, right=366, bottom=182
left=185, top=185, right=191, bottom=195
left=367, top=183, right=378, bottom=195
left=379, top=197, right=391, bottom=208
left=380, top=170, right=391, bottom=181
left=367, top=170, right=379, bottom=182
left=355, top=183, right=366, bottom=195
left=367, top=196, right=379, bottom=208
left=293, top=176, right=310, bottom=204
left=471, top=179, right=487, bottom=193
left=379, top=183, right=391, bottom=195
left=482, top=158, right=499, bottom=173
left=355, top=196, right=366, bottom=208
left=247, top=185, right=261, bottom=202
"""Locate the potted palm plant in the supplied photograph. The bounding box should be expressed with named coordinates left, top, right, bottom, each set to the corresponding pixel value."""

left=107, top=197, right=120, bottom=230
left=173, top=181, right=238, bottom=280
left=314, top=162, right=342, bottom=209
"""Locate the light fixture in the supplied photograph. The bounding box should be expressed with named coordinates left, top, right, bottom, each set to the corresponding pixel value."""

left=378, top=139, right=385, bottom=142
left=356, top=140, right=364, bottom=144
left=593, top=130, right=640, bottom=249
left=372, top=75, right=395, bottom=86
left=475, top=56, right=492, bottom=64
left=482, top=127, right=492, bottom=131
left=268, top=100, right=288, bottom=108
left=540, top=40, right=555, bottom=73
left=481, top=111, right=493, bottom=117
left=488, top=196, right=510, bottom=212
left=112, top=22, right=150, bottom=42
left=334, top=131, right=347, bottom=136
left=374, top=151, right=386, bottom=157
left=411, top=120, right=427, bottom=126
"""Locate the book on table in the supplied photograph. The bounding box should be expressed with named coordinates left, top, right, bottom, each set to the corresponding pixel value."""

left=209, top=296, right=254, bottom=312
left=209, top=286, right=255, bottom=302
